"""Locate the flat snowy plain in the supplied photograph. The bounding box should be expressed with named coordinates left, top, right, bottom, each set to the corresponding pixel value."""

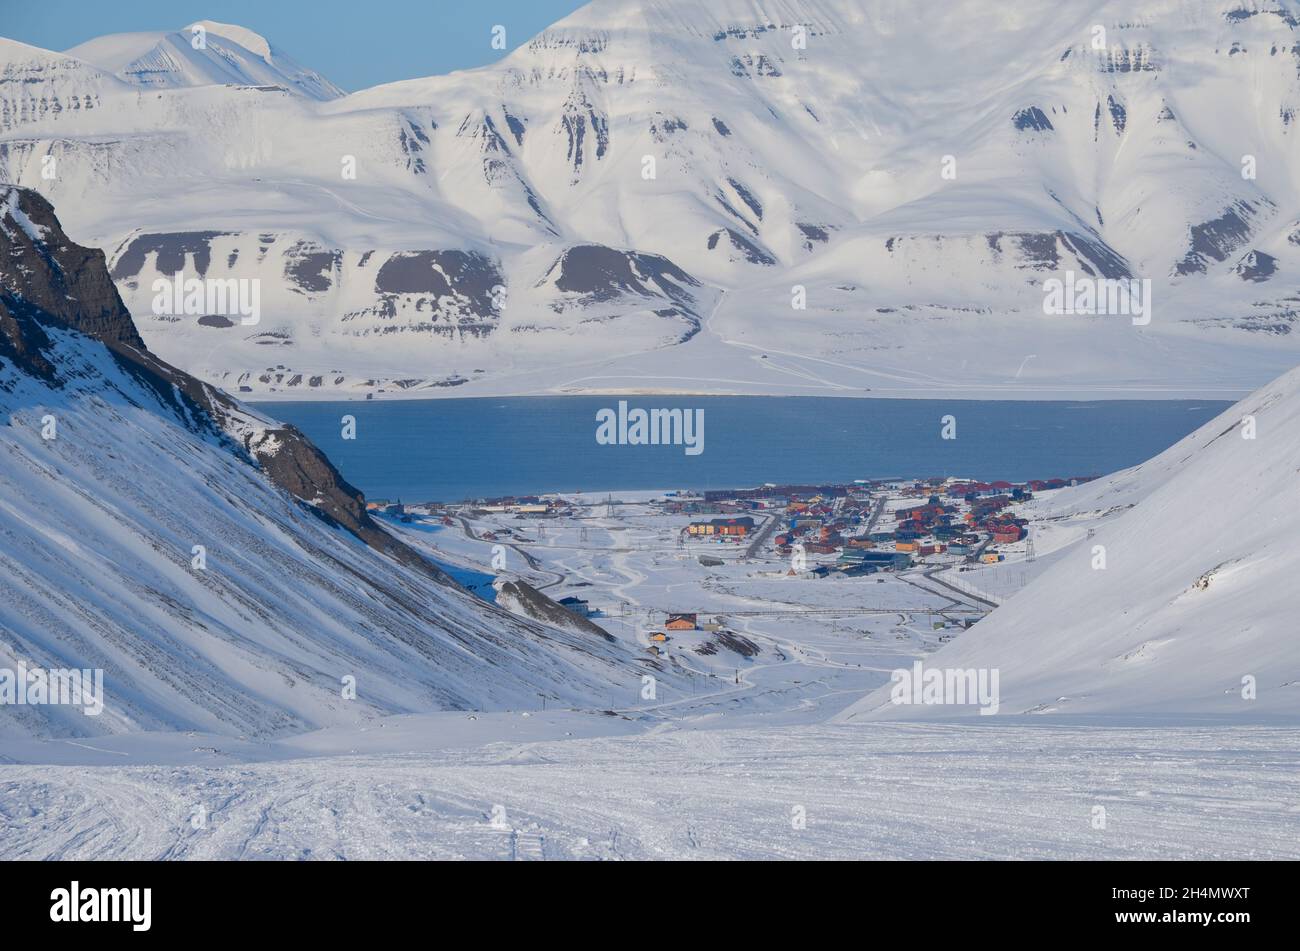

left=3, top=718, right=1297, bottom=860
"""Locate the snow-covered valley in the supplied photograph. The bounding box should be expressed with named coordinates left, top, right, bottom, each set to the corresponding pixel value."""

left=3, top=442, right=1299, bottom=858
left=2, top=1, right=1300, bottom=864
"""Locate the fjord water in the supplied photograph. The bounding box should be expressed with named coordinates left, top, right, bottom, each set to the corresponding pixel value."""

left=258, top=397, right=1230, bottom=502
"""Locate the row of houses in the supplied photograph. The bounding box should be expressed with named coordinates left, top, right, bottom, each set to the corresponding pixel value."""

left=468, top=495, right=567, bottom=515
left=687, top=516, right=756, bottom=537
left=945, top=476, right=1095, bottom=499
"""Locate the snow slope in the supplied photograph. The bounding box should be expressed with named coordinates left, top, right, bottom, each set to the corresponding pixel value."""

left=4, top=1, right=1300, bottom=398
left=65, top=22, right=343, bottom=100
left=839, top=363, right=1300, bottom=721
left=2, top=721, right=1297, bottom=859
left=0, top=185, right=673, bottom=740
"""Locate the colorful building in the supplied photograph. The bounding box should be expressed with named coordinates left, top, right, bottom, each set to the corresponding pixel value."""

left=687, top=517, right=756, bottom=537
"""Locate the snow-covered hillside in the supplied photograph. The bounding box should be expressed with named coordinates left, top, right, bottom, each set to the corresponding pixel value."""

left=4, top=1, right=1300, bottom=398
left=66, top=21, right=343, bottom=100
left=0, top=185, right=669, bottom=740
left=839, top=363, right=1300, bottom=721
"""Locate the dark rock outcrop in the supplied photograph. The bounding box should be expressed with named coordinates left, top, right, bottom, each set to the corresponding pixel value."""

left=1235, top=249, right=1277, bottom=282
left=706, top=227, right=777, bottom=266
left=493, top=578, right=615, bottom=642
left=1175, top=199, right=1270, bottom=275
left=541, top=244, right=699, bottom=303
left=1012, top=106, right=1054, bottom=132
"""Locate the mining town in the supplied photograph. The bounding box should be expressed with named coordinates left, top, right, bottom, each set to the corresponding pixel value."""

left=360, top=475, right=1094, bottom=685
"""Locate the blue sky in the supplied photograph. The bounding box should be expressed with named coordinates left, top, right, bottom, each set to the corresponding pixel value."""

left=2, top=0, right=590, bottom=91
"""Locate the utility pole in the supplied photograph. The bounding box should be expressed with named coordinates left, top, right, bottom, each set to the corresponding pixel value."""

left=620, top=600, right=633, bottom=640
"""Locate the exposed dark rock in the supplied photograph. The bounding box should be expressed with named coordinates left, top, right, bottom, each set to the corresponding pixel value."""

left=1012, top=106, right=1053, bottom=132
left=1107, top=94, right=1126, bottom=134
left=650, top=115, right=688, bottom=141
left=2, top=187, right=144, bottom=381
left=797, top=223, right=831, bottom=251
left=713, top=24, right=777, bottom=41
left=1176, top=199, right=1267, bottom=275
left=727, top=178, right=763, bottom=221
left=110, top=230, right=231, bottom=279
left=707, top=227, right=777, bottom=266
left=493, top=579, right=615, bottom=642
left=284, top=240, right=341, bottom=294
left=397, top=119, right=429, bottom=174
left=694, top=630, right=760, bottom=657
left=714, top=189, right=759, bottom=235
left=503, top=108, right=526, bottom=146
left=980, top=229, right=1130, bottom=279
left=559, top=78, right=609, bottom=180
left=542, top=244, right=699, bottom=303
left=729, top=53, right=782, bottom=78
left=1226, top=7, right=1298, bottom=27
left=374, top=249, right=503, bottom=320
left=1235, top=249, right=1277, bottom=282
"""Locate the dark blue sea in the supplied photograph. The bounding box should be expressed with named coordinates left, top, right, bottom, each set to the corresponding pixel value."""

left=256, top=397, right=1230, bottom=503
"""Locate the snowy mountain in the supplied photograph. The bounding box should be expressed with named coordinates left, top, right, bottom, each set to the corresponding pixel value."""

left=66, top=21, right=344, bottom=100
left=838, top=361, right=1300, bottom=721
left=5, top=1, right=1300, bottom=398
left=0, top=185, right=665, bottom=740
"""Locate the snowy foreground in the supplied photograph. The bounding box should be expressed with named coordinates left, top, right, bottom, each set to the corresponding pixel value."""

left=2, top=718, right=1297, bottom=860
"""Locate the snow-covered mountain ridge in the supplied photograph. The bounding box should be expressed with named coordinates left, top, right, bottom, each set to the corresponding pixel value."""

left=0, top=185, right=666, bottom=740
left=5, top=2, right=1300, bottom=398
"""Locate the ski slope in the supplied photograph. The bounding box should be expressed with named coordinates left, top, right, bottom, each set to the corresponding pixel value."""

left=1, top=720, right=1297, bottom=860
